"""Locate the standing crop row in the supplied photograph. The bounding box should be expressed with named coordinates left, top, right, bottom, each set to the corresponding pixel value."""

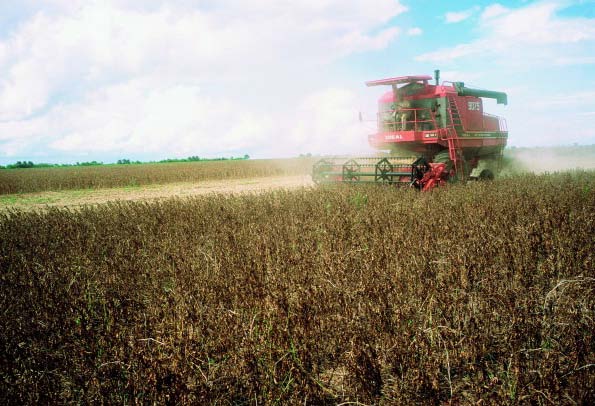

left=0, top=158, right=314, bottom=194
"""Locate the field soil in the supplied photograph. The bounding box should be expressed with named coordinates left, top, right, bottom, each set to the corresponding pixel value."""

left=0, top=175, right=313, bottom=211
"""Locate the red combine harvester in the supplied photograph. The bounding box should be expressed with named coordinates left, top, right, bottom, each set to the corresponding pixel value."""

left=312, top=70, right=508, bottom=190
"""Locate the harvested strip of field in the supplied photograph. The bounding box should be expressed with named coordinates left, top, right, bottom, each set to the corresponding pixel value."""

left=0, top=158, right=314, bottom=194
left=0, top=175, right=313, bottom=211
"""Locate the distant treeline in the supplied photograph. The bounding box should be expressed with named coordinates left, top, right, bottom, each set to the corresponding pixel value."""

left=0, top=155, right=250, bottom=169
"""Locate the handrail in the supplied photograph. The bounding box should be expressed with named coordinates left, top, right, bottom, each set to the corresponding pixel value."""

left=377, top=107, right=438, bottom=131
left=500, top=117, right=507, bottom=131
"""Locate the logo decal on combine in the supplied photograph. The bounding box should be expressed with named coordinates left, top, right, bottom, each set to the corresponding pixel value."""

left=468, top=101, right=480, bottom=111
left=385, top=134, right=403, bottom=140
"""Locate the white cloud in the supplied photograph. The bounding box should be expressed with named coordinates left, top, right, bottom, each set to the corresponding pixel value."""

left=8, top=80, right=273, bottom=157
left=0, top=0, right=407, bottom=160
left=413, top=2, right=595, bottom=148
left=489, top=2, right=594, bottom=44
left=407, top=27, right=422, bottom=36
left=530, top=90, right=595, bottom=109
left=481, top=3, right=509, bottom=20
left=494, top=86, right=595, bottom=147
left=418, top=2, right=595, bottom=63
left=28, top=84, right=371, bottom=158
left=445, top=6, right=480, bottom=23
left=286, top=88, right=372, bottom=156
left=336, top=27, right=400, bottom=56
left=553, top=56, right=595, bottom=65
left=437, top=70, right=484, bottom=84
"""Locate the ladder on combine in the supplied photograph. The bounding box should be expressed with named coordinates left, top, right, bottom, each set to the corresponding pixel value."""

left=444, top=96, right=465, bottom=180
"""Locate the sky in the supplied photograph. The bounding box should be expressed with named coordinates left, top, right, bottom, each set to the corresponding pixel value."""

left=0, top=0, right=594, bottom=164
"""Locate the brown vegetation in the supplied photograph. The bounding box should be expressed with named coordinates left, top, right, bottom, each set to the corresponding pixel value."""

left=0, top=175, right=313, bottom=212
left=0, top=158, right=313, bottom=194
left=1, top=171, right=594, bottom=404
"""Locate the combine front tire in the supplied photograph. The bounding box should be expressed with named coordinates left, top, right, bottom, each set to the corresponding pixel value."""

left=477, top=169, right=494, bottom=181
left=432, top=150, right=453, bottom=170
left=470, top=159, right=498, bottom=181
left=432, top=150, right=457, bottom=182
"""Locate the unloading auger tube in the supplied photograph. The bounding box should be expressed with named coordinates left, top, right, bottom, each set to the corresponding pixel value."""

left=312, top=156, right=450, bottom=191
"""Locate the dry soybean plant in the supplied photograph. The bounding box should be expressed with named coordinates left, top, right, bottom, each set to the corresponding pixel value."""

left=0, top=158, right=314, bottom=194
left=1, top=171, right=594, bottom=404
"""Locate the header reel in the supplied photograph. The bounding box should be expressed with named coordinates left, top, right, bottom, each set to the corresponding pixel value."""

left=312, top=155, right=451, bottom=191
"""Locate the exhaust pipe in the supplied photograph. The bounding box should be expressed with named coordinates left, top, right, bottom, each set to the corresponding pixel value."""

left=434, top=69, right=440, bottom=86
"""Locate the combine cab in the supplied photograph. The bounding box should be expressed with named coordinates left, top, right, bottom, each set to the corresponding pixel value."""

left=312, top=70, right=508, bottom=190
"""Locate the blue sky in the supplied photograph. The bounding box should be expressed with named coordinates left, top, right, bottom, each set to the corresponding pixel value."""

left=0, top=0, right=594, bottom=164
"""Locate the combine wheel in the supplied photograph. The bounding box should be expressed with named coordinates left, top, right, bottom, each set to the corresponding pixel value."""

left=432, top=150, right=455, bottom=181
left=477, top=169, right=494, bottom=181
left=469, top=158, right=498, bottom=181
left=432, top=150, right=453, bottom=169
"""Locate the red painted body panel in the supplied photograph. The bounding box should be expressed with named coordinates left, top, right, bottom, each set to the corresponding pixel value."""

left=483, top=115, right=501, bottom=131
left=457, top=96, right=483, bottom=130
left=370, top=81, right=507, bottom=153
left=368, top=131, right=508, bottom=154
left=379, top=91, right=396, bottom=103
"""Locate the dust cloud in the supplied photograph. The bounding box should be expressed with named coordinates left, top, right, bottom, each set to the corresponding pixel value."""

left=503, top=145, right=595, bottom=174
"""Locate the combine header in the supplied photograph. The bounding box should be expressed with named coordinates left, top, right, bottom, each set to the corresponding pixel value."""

left=313, top=70, right=508, bottom=190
